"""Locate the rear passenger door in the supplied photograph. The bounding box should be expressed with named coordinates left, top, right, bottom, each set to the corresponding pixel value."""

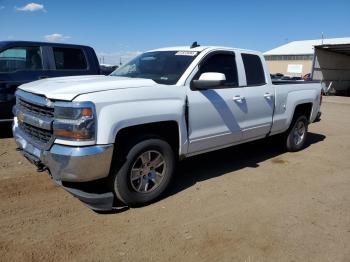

left=239, top=53, right=274, bottom=140
left=47, top=46, right=93, bottom=77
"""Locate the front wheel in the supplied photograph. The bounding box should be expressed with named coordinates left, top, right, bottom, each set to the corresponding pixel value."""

left=285, top=115, right=309, bottom=152
left=111, top=138, right=175, bottom=206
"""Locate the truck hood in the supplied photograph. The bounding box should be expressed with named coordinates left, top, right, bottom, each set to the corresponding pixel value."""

left=18, top=75, right=158, bottom=100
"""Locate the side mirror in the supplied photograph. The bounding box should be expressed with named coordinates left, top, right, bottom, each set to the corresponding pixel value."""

left=191, top=72, right=226, bottom=89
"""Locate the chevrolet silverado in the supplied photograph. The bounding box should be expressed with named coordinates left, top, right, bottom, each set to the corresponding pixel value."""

left=13, top=45, right=322, bottom=210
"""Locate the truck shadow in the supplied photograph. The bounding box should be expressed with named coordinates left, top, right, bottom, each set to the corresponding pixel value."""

left=164, top=132, right=326, bottom=200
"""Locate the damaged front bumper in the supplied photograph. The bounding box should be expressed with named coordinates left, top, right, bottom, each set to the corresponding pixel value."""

left=13, top=118, right=115, bottom=211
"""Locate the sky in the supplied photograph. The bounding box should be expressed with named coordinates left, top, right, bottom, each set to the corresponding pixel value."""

left=0, top=0, right=349, bottom=65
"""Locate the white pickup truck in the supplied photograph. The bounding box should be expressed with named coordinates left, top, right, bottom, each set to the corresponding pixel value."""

left=13, top=45, right=322, bottom=210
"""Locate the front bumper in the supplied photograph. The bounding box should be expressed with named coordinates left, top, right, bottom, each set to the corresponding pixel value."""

left=314, top=111, right=322, bottom=123
left=13, top=118, right=115, bottom=210
left=55, top=180, right=115, bottom=211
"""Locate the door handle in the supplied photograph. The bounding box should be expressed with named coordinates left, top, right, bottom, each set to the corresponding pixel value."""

left=38, top=76, right=49, bottom=79
left=264, top=93, right=273, bottom=99
left=233, top=95, right=245, bottom=102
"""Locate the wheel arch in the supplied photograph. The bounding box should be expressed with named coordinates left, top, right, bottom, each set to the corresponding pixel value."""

left=113, top=120, right=182, bottom=160
left=292, top=102, right=313, bottom=122
left=281, top=101, right=313, bottom=132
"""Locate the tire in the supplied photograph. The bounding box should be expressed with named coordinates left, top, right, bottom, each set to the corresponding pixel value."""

left=111, top=138, right=175, bottom=206
left=285, top=115, right=309, bottom=152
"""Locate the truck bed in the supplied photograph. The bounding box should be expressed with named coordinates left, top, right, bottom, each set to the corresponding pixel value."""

left=272, top=80, right=320, bottom=85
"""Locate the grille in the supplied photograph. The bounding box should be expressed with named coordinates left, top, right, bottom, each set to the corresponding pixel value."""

left=18, top=98, right=54, bottom=118
left=19, top=122, right=52, bottom=144
left=16, top=93, right=54, bottom=149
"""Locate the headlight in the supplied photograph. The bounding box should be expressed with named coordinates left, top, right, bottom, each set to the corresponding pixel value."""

left=53, top=102, right=96, bottom=141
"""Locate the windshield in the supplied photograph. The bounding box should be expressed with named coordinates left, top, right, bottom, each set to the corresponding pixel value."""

left=110, top=51, right=198, bottom=85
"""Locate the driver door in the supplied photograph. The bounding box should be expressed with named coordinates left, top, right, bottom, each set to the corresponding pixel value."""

left=186, top=52, right=245, bottom=154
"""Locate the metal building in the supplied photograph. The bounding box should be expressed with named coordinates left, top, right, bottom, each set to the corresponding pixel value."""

left=264, top=37, right=350, bottom=77
left=312, top=43, right=350, bottom=95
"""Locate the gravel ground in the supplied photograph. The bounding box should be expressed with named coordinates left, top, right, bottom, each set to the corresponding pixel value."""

left=0, top=97, right=349, bottom=262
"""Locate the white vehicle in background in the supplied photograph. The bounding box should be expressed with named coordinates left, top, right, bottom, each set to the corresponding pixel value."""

left=13, top=43, right=322, bottom=210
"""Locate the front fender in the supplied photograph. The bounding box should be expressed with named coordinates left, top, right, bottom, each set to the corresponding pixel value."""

left=99, top=99, right=187, bottom=155
left=74, top=86, right=188, bottom=155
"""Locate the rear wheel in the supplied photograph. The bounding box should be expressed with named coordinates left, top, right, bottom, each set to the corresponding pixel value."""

left=285, top=115, right=308, bottom=152
left=111, top=138, right=175, bottom=206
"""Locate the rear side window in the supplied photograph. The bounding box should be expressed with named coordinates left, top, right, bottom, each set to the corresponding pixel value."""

left=53, top=47, right=87, bottom=70
left=242, top=54, right=266, bottom=86
left=198, top=53, right=238, bottom=87
left=0, top=46, right=42, bottom=72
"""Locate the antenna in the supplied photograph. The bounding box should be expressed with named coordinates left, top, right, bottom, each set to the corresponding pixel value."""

left=190, top=41, right=200, bottom=48
left=321, top=32, right=324, bottom=45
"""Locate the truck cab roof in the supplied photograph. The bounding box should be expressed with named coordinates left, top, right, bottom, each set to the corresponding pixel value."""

left=0, top=40, right=92, bottom=49
left=148, top=45, right=261, bottom=55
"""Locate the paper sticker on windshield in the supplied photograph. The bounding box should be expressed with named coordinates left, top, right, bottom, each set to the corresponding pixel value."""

left=175, top=51, right=198, bottom=56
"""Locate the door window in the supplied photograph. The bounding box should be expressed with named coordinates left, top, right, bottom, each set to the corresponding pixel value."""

left=53, top=47, right=87, bottom=70
left=242, top=54, right=266, bottom=86
left=0, top=46, right=42, bottom=72
left=196, top=53, right=238, bottom=87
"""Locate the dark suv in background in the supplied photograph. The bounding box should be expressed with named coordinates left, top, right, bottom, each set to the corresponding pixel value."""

left=0, top=41, right=102, bottom=122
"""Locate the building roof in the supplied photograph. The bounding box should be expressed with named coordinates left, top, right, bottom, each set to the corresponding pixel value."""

left=264, top=37, right=350, bottom=56
left=316, top=43, right=350, bottom=56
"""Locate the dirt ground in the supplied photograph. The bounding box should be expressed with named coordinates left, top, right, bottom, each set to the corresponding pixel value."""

left=0, top=97, right=349, bottom=262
